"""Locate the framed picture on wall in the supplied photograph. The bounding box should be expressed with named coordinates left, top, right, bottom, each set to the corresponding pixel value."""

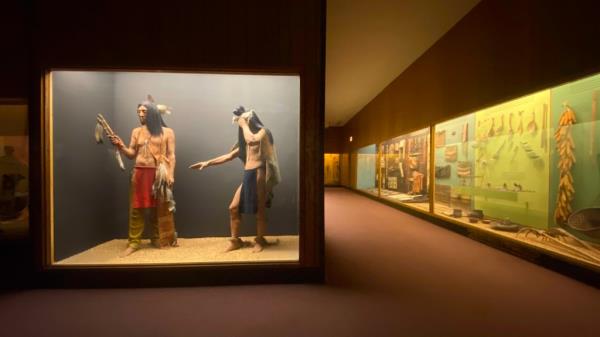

left=34, top=68, right=322, bottom=286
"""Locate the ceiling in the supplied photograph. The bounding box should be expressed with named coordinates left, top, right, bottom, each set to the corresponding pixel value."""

left=325, top=0, right=481, bottom=127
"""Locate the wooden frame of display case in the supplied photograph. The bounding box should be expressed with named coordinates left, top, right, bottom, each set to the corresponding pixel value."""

left=31, top=67, right=324, bottom=287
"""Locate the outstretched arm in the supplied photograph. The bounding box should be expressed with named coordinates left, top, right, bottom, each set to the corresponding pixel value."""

left=189, top=147, right=239, bottom=170
left=110, top=129, right=138, bottom=159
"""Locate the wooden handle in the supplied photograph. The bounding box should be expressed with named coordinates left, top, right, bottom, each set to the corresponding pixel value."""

left=97, top=114, right=116, bottom=137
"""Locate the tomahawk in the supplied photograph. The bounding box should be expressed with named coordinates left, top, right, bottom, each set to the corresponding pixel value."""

left=95, top=113, right=125, bottom=170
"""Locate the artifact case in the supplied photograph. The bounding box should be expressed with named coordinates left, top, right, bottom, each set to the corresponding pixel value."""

left=355, top=144, right=378, bottom=196
left=432, top=75, right=600, bottom=270
left=32, top=68, right=323, bottom=287
left=379, top=128, right=430, bottom=212
left=324, top=153, right=340, bottom=186
left=348, top=72, right=600, bottom=277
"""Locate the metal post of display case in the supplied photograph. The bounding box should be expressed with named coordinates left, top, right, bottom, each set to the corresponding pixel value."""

left=428, top=125, right=435, bottom=214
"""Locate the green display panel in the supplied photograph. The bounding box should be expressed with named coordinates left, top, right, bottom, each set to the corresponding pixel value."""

left=356, top=144, right=377, bottom=192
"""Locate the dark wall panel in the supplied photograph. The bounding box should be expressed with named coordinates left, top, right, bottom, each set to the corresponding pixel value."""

left=341, top=0, right=600, bottom=152
left=0, top=1, right=28, bottom=99
left=324, top=127, right=343, bottom=153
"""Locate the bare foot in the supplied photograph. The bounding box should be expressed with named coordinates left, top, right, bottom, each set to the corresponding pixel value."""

left=224, top=237, right=244, bottom=252
left=119, top=246, right=138, bottom=258
left=252, top=237, right=279, bottom=253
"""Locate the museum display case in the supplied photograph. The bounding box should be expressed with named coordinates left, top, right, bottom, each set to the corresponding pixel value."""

left=43, top=70, right=301, bottom=267
left=324, top=153, right=340, bottom=186
left=356, top=144, right=378, bottom=196
left=380, top=128, right=430, bottom=212
left=343, top=73, right=600, bottom=272
left=432, top=74, right=600, bottom=268
left=0, top=102, right=29, bottom=240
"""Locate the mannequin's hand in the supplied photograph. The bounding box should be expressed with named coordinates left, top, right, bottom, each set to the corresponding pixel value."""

left=189, top=161, right=208, bottom=170
left=108, top=135, right=124, bottom=148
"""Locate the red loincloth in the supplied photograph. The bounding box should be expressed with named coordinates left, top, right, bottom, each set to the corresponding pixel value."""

left=133, top=166, right=157, bottom=208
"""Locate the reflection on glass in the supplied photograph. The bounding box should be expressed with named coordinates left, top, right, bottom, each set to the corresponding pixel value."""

left=50, top=70, right=300, bottom=266
left=356, top=144, right=378, bottom=196
left=380, top=127, right=430, bottom=211
left=0, top=103, right=29, bottom=240
left=324, top=153, right=340, bottom=185
left=433, top=73, right=600, bottom=267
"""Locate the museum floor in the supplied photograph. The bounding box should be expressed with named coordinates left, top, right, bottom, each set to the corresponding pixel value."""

left=0, top=187, right=598, bottom=337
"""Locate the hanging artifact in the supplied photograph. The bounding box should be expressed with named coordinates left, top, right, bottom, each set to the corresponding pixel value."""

left=444, top=145, right=458, bottom=162
left=527, top=108, right=538, bottom=134
left=487, top=117, right=496, bottom=138
left=554, top=104, right=577, bottom=224
left=508, top=112, right=515, bottom=135
left=517, top=110, right=524, bottom=135
left=495, top=114, right=504, bottom=134
left=435, top=130, right=446, bottom=148
left=461, top=123, right=469, bottom=156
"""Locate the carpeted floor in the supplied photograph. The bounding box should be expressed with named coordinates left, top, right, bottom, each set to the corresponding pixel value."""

left=56, top=236, right=298, bottom=265
left=0, top=188, right=598, bottom=337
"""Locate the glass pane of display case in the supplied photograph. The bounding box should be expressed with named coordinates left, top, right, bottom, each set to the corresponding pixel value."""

left=356, top=144, right=378, bottom=196
left=380, top=127, right=430, bottom=212
left=0, top=101, right=29, bottom=287
left=324, top=153, right=340, bottom=185
left=49, top=70, right=300, bottom=265
left=433, top=73, right=600, bottom=268
left=0, top=103, right=28, bottom=239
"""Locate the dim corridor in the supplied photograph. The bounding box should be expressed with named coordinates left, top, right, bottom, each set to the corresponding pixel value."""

left=0, top=187, right=598, bottom=337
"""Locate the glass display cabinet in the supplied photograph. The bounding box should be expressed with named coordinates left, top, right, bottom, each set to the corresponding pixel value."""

left=380, top=127, right=430, bottom=212
left=324, top=153, right=340, bottom=186
left=38, top=69, right=312, bottom=275
left=0, top=102, right=29, bottom=240
left=356, top=144, right=378, bottom=196
left=431, top=75, right=600, bottom=269
left=346, top=72, right=600, bottom=273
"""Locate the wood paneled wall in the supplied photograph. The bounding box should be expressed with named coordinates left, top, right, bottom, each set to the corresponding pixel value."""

left=0, top=1, right=28, bottom=99
left=340, top=0, right=600, bottom=152
left=324, top=126, right=344, bottom=153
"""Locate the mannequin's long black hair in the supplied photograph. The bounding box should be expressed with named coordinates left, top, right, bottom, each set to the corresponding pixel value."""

left=139, top=100, right=167, bottom=136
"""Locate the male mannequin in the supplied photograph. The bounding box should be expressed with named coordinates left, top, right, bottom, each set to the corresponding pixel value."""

left=190, top=107, right=280, bottom=252
left=110, top=97, right=177, bottom=257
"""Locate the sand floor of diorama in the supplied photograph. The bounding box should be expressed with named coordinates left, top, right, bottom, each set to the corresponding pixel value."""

left=56, top=236, right=299, bottom=265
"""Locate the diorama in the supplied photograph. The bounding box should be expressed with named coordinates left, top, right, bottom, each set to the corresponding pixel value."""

left=380, top=128, right=430, bottom=212
left=324, top=153, right=340, bottom=185
left=355, top=144, right=378, bottom=196
left=46, top=70, right=300, bottom=266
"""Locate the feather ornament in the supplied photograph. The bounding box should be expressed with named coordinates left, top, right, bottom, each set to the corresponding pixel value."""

left=95, top=123, right=104, bottom=144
